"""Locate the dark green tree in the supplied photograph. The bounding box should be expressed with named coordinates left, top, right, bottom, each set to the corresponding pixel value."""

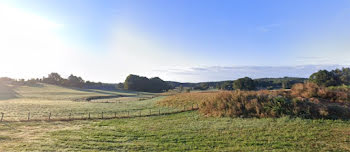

left=233, top=77, right=256, bottom=90
left=309, top=70, right=341, bottom=87
left=124, top=74, right=170, bottom=92
left=338, top=68, right=350, bottom=85
left=67, top=74, right=84, bottom=88
left=194, top=83, right=209, bottom=90
left=43, top=73, right=63, bottom=85
left=220, top=81, right=233, bottom=90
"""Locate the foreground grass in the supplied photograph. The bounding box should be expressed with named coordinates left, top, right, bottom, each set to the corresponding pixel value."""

left=2, top=111, right=349, bottom=151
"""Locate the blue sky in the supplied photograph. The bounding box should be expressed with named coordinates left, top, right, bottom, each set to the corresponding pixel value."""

left=0, top=0, right=350, bottom=82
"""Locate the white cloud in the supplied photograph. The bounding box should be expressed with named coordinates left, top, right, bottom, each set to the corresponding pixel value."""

left=257, top=24, right=280, bottom=33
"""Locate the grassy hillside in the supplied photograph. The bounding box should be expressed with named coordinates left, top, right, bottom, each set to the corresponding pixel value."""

left=0, top=83, right=167, bottom=121
left=14, top=83, right=136, bottom=100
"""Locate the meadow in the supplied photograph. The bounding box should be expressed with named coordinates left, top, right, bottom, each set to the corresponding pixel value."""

left=0, top=111, right=349, bottom=151
left=0, top=84, right=178, bottom=121
left=0, top=83, right=349, bottom=151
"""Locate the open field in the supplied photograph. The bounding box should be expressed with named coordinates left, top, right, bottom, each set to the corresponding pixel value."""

left=0, top=84, right=178, bottom=121
left=0, top=84, right=349, bottom=151
left=0, top=111, right=349, bottom=151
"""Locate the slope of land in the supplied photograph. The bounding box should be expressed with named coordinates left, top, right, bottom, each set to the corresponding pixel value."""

left=0, top=83, right=165, bottom=121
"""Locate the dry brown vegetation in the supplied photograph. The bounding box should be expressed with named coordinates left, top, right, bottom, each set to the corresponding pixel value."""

left=158, top=91, right=217, bottom=107
left=159, top=83, right=350, bottom=119
left=291, top=83, right=350, bottom=103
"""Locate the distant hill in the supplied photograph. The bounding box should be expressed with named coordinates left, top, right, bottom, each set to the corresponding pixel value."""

left=167, top=77, right=307, bottom=90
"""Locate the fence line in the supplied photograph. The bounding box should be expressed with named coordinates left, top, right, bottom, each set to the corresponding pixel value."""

left=0, top=104, right=199, bottom=123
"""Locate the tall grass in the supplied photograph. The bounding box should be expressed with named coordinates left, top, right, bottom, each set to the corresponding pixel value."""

left=158, top=91, right=217, bottom=107
left=159, top=83, right=350, bottom=119
left=291, top=82, right=350, bottom=103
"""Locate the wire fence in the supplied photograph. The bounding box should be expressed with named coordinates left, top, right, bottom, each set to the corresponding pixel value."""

left=0, top=104, right=199, bottom=122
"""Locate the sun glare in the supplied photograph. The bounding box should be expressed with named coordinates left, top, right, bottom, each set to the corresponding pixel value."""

left=0, top=4, right=70, bottom=78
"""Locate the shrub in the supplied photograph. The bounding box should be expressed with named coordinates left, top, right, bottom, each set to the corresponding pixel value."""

left=159, top=88, right=350, bottom=120
left=291, top=83, right=350, bottom=103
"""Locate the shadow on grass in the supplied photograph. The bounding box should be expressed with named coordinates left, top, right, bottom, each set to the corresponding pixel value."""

left=0, top=84, right=19, bottom=100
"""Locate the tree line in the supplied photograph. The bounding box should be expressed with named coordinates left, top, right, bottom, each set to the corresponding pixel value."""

left=309, top=67, right=350, bottom=87
left=163, top=68, right=350, bottom=91
left=0, top=73, right=116, bottom=90
left=123, top=74, right=171, bottom=93
left=1, top=67, right=349, bottom=93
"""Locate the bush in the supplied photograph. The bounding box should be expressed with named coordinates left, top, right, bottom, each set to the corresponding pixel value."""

left=159, top=87, right=350, bottom=120
left=291, top=83, right=350, bottom=103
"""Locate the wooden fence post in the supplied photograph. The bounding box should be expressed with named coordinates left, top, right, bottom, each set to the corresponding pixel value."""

left=114, top=112, right=117, bottom=118
left=192, top=104, right=194, bottom=110
left=1, top=113, right=3, bottom=122
left=88, top=112, right=91, bottom=119
left=49, top=112, right=51, bottom=120
left=28, top=112, right=30, bottom=121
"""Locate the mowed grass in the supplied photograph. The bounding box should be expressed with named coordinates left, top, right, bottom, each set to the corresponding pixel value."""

left=0, top=111, right=349, bottom=151
left=0, top=83, right=170, bottom=121
left=14, top=83, right=136, bottom=100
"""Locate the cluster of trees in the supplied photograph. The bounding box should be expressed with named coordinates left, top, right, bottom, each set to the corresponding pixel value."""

left=215, top=77, right=256, bottom=90
left=255, top=77, right=307, bottom=90
left=3, top=67, right=349, bottom=93
left=1, top=73, right=117, bottom=90
left=309, top=68, right=350, bottom=87
left=233, top=77, right=256, bottom=90
left=41, top=73, right=116, bottom=90
left=124, top=74, right=171, bottom=93
left=42, top=73, right=85, bottom=88
left=0, top=77, right=41, bottom=86
left=193, top=83, right=209, bottom=90
left=168, top=77, right=306, bottom=91
left=214, top=77, right=306, bottom=91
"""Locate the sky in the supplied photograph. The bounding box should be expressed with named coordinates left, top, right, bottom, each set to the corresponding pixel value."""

left=0, top=0, right=350, bottom=83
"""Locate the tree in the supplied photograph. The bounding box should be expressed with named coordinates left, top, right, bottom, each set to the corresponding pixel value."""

left=220, top=81, right=233, bottom=90
left=233, top=77, right=256, bottom=90
left=194, top=83, right=209, bottom=90
left=149, top=77, right=170, bottom=92
left=67, top=74, right=84, bottom=88
left=124, top=74, right=170, bottom=93
left=116, top=83, right=124, bottom=89
left=281, top=80, right=291, bottom=89
left=43, top=73, right=63, bottom=85
left=338, top=68, right=350, bottom=85
left=309, top=70, right=341, bottom=87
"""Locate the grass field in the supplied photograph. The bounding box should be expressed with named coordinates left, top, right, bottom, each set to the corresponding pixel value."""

left=0, top=111, right=349, bottom=151
left=0, top=83, right=175, bottom=121
left=0, top=84, right=349, bottom=151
